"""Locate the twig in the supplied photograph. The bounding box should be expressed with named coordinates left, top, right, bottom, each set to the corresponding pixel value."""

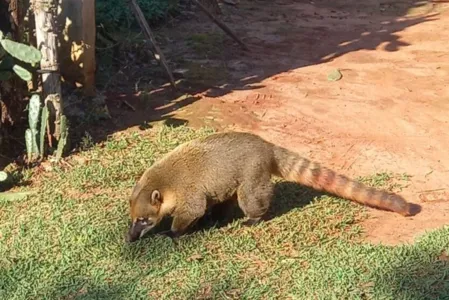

left=122, top=99, right=136, bottom=111
left=192, top=0, right=249, bottom=51
left=127, top=0, right=177, bottom=89
left=419, top=188, right=447, bottom=193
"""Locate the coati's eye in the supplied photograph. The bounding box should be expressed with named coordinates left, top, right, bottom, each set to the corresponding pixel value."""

left=151, top=190, right=161, bottom=203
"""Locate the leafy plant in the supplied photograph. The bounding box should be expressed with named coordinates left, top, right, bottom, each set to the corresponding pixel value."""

left=0, top=30, right=42, bottom=81
left=96, top=0, right=180, bottom=30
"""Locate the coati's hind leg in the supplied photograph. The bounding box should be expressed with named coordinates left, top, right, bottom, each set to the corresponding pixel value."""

left=237, top=176, right=274, bottom=227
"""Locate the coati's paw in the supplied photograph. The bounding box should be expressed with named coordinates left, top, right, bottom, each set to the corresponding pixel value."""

left=160, top=229, right=182, bottom=240
left=242, top=218, right=262, bottom=227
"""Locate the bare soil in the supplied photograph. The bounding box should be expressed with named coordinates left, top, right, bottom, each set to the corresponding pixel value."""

left=102, top=0, right=449, bottom=245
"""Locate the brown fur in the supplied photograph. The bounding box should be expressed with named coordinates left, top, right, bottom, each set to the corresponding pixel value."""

left=126, top=131, right=421, bottom=242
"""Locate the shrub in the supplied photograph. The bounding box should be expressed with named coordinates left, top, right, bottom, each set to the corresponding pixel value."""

left=96, top=0, right=180, bottom=30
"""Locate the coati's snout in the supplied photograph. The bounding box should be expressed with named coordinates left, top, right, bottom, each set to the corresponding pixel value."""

left=126, top=217, right=156, bottom=243
left=127, top=188, right=164, bottom=243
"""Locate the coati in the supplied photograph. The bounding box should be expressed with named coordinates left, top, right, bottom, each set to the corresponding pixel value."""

left=126, top=131, right=421, bottom=242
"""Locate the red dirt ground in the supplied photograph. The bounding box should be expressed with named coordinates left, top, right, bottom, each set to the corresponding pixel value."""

left=105, top=0, right=449, bottom=245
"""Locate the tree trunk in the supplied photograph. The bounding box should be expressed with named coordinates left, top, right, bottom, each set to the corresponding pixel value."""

left=33, top=0, right=63, bottom=144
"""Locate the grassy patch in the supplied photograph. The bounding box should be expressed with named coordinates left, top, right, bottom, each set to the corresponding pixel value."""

left=1, top=125, right=448, bottom=299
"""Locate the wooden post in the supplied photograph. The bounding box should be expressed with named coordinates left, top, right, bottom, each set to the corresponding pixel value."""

left=57, top=0, right=96, bottom=97
left=33, top=0, right=63, bottom=142
left=82, top=0, right=96, bottom=96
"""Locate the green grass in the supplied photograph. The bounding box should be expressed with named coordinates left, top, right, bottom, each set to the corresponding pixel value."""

left=1, top=125, right=448, bottom=299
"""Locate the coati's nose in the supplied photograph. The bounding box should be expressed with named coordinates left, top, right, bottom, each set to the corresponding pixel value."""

left=126, top=226, right=139, bottom=243
left=125, top=219, right=153, bottom=243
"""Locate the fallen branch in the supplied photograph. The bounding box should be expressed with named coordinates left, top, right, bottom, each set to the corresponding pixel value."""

left=127, top=0, right=177, bottom=89
left=193, top=0, right=249, bottom=51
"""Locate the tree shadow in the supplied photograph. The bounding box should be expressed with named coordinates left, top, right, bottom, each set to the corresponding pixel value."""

left=2, top=0, right=445, bottom=166
left=68, top=0, right=443, bottom=149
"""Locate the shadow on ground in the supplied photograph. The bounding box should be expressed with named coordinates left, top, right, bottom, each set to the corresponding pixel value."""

left=0, top=0, right=444, bottom=170
left=62, top=0, right=442, bottom=151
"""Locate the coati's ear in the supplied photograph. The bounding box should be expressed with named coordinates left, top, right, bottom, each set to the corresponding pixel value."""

left=150, top=189, right=161, bottom=205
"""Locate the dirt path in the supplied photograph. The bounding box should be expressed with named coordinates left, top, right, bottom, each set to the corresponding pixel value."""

left=105, top=0, right=449, bottom=245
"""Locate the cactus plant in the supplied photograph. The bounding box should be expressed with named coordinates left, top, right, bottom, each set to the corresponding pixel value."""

left=0, top=30, right=41, bottom=82
left=39, top=104, right=49, bottom=156
left=25, top=129, right=34, bottom=161
left=28, top=94, right=41, bottom=132
left=12, top=64, right=32, bottom=81
left=25, top=94, right=41, bottom=161
left=1, top=31, right=67, bottom=162
left=55, top=115, right=69, bottom=161
left=0, top=38, right=42, bottom=65
left=0, top=170, right=9, bottom=192
left=0, top=171, right=8, bottom=183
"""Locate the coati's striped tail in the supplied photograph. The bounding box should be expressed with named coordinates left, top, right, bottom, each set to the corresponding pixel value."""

left=272, top=146, right=421, bottom=216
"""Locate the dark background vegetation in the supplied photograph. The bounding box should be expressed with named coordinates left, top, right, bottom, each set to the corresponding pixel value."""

left=96, top=0, right=181, bottom=30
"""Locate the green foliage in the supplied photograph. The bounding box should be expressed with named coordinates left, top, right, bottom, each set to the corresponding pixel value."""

left=96, top=0, right=180, bottom=29
left=0, top=30, right=41, bottom=81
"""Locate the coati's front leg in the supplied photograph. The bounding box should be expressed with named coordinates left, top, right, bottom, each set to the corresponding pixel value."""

left=166, top=214, right=201, bottom=239
left=166, top=196, right=206, bottom=239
